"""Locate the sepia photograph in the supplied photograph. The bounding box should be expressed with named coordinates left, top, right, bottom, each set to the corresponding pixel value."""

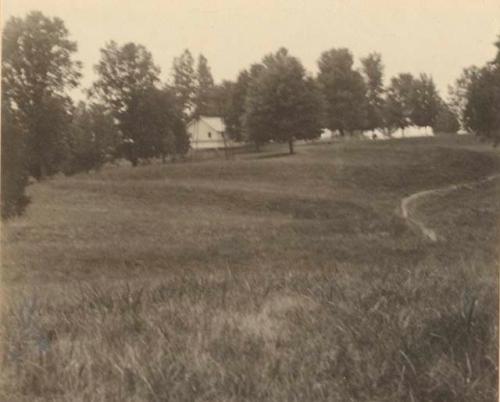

left=1, top=0, right=499, bottom=400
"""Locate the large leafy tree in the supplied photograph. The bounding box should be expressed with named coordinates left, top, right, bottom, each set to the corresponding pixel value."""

left=448, top=66, right=481, bottom=130
left=64, top=102, right=121, bottom=175
left=244, top=48, right=323, bottom=154
left=224, top=70, right=250, bottom=142
left=91, top=41, right=165, bottom=165
left=92, top=41, right=160, bottom=113
left=2, top=11, right=81, bottom=179
left=411, top=74, right=440, bottom=128
left=224, top=65, right=265, bottom=143
left=124, top=87, right=187, bottom=163
left=172, top=49, right=196, bottom=118
left=317, top=48, right=367, bottom=136
left=463, top=64, right=500, bottom=145
left=361, top=53, right=385, bottom=132
left=384, top=73, right=415, bottom=134
left=462, top=37, right=500, bottom=145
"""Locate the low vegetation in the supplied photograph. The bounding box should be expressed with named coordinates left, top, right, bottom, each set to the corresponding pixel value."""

left=1, top=136, right=499, bottom=401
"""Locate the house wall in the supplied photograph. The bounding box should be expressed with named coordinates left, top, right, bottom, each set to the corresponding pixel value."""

left=362, top=126, right=435, bottom=140
left=187, top=119, right=226, bottom=149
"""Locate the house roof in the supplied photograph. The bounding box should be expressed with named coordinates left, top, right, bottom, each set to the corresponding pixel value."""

left=191, top=116, right=225, bottom=132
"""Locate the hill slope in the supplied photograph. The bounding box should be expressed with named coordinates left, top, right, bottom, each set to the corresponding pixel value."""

left=1, top=135, right=499, bottom=401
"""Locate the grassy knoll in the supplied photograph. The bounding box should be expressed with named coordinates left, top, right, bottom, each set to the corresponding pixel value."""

left=1, top=135, right=499, bottom=401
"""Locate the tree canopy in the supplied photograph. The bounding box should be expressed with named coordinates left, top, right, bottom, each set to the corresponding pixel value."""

left=2, top=11, right=82, bottom=179
left=92, top=41, right=160, bottom=114
left=244, top=48, right=323, bottom=154
left=2, top=10, right=498, bottom=219
left=461, top=38, right=500, bottom=145
left=448, top=66, right=481, bottom=130
left=194, top=54, right=215, bottom=116
left=361, top=53, right=385, bottom=132
left=317, top=48, right=367, bottom=135
left=172, top=49, right=197, bottom=119
left=385, top=73, right=416, bottom=133
left=463, top=64, right=500, bottom=145
left=92, top=42, right=188, bottom=164
left=223, top=71, right=249, bottom=142
left=64, top=102, right=121, bottom=174
left=411, top=74, right=440, bottom=128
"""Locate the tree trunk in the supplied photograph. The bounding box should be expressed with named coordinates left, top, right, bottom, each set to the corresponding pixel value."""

left=339, top=128, right=345, bottom=137
left=288, top=138, right=294, bottom=155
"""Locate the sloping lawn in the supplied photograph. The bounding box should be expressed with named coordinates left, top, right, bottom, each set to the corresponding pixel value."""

left=1, top=135, right=499, bottom=401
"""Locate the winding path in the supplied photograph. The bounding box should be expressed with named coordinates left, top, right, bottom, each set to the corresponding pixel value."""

left=400, top=173, right=500, bottom=242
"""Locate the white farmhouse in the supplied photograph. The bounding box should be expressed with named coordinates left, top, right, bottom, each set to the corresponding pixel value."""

left=187, top=116, right=232, bottom=150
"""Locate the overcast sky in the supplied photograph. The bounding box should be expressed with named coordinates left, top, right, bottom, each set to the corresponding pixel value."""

left=3, top=0, right=500, bottom=100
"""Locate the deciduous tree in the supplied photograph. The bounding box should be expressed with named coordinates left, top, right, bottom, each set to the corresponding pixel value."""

left=91, top=41, right=162, bottom=165
left=244, top=48, right=323, bottom=154
left=462, top=37, right=500, bottom=145
left=317, top=48, right=367, bottom=136
left=64, top=102, right=121, bottom=174
left=2, top=11, right=81, bottom=179
left=225, top=65, right=265, bottom=143
left=384, top=73, right=415, bottom=134
left=411, top=74, right=440, bottom=129
left=464, top=64, right=500, bottom=145
left=361, top=53, right=385, bottom=132
left=224, top=71, right=250, bottom=142
left=448, top=66, right=481, bottom=130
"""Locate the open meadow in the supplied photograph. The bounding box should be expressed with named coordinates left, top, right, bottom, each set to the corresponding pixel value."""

left=1, top=135, right=499, bottom=401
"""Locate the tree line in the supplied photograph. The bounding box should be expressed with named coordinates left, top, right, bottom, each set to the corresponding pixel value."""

left=449, top=37, right=500, bottom=146
left=1, top=11, right=499, bottom=218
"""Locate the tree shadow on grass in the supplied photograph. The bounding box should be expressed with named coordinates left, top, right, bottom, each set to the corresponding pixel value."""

left=254, top=152, right=293, bottom=160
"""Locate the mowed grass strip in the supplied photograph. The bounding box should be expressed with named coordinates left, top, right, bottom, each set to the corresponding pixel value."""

left=1, top=135, right=499, bottom=401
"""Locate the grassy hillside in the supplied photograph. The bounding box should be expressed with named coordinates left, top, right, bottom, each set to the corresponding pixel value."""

left=1, top=135, right=499, bottom=401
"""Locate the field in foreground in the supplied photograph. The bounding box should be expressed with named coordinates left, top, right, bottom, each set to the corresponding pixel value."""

left=1, top=135, right=499, bottom=401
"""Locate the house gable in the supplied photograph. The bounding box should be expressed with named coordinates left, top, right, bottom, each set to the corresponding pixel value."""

left=187, top=116, right=227, bottom=149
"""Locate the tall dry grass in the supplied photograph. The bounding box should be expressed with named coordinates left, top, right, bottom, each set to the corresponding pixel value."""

left=1, top=136, right=498, bottom=401
left=1, top=260, right=497, bottom=401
